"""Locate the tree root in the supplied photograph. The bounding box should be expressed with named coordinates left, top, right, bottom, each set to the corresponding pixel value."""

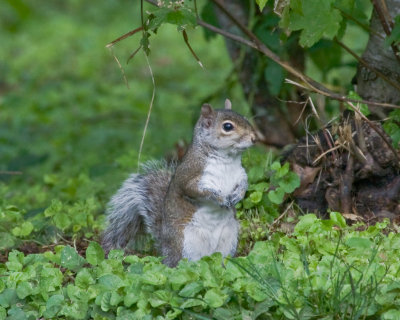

left=284, top=113, right=400, bottom=221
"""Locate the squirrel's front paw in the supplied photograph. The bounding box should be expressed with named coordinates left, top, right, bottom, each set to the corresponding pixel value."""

left=226, top=183, right=247, bottom=207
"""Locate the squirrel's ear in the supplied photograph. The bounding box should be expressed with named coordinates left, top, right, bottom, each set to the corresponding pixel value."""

left=224, top=99, right=232, bottom=110
left=201, top=103, right=214, bottom=127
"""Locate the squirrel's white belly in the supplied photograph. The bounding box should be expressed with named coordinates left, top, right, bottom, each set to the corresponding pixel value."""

left=199, top=155, right=246, bottom=197
left=182, top=205, right=239, bottom=261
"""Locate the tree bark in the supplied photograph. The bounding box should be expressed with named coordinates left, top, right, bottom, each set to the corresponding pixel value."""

left=356, top=0, right=400, bottom=116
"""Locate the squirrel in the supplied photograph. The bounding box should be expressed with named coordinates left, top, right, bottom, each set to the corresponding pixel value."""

left=102, top=99, right=257, bottom=267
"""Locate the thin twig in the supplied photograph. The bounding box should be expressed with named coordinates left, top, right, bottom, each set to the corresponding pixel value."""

left=372, top=0, right=392, bottom=34
left=371, top=0, right=400, bottom=64
left=334, top=5, right=384, bottom=40
left=379, top=0, right=394, bottom=29
left=0, top=171, right=22, bottom=175
left=346, top=101, right=400, bottom=165
left=127, top=45, right=143, bottom=64
left=269, top=201, right=294, bottom=228
left=340, top=154, right=354, bottom=214
left=138, top=53, right=156, bottom=170
left=182, top=30, right=203, bottom=68
left=107, top=47, right=130, bottom=89
left=334, top=38, right=400, bottom=91
left=198, top=20, right=257, bottom=49
left=106, top=27, right=143, bottom=48
left=193, top=0, right=200, bottom=19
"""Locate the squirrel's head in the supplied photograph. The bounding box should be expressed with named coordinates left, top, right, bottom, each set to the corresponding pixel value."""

left=194, top=99, right=257, bottom=154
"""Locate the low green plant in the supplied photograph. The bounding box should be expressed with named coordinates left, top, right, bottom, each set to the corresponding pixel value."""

left=237, top=149, right=300, bottom=254
left=384, top=109, right=400, bottom=148
left=2, top=213, right=400, bottom=319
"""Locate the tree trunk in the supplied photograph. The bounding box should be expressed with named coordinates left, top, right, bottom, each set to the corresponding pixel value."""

left=281, top=0, right=400, bottom=220
left=356, top=0, right=400, bottom=116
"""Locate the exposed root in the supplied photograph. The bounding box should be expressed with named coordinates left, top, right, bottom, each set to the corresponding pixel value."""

left=284, top=113, right=400, bottom=221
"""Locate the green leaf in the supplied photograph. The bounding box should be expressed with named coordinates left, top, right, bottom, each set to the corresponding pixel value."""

left=148, top=6, right=196, bottom=32
left=86, top=242, right=104, bottom=266
left=268, top=187, right=285, bottom=204
left=270, top=161, right=281, bottom=171
left=0, top=289, right=17, bottom=308
left=44, top=294, right=64, bottom=318
left=16, top=282, right=33, bottom=299
left=248, top=166, right=265, bottom=183
left=0, top=307, right=6, bottom=320
left=265, top=61, right=284, bottom=95
left=110, top=291, right=122, bottom=306
left=75, top=268, right=95, bottom=289
left=11, top=221, right=33, bottom=237
left=383, top=121, right=400, bottom=148
left=6, top=307, right=27, bottom=320
left=149, top=290, right=170, bottom=308
left=346, top=237, right=372, bottom=249
left=288, top=0, right=342, bottom=47
left=44, top=199, right=63, bottom=217
left=330, top=211, right=346, bottom=228
left=294, top=214, right=318, bottom=234
left=100, top=292, right=112, bottom=312
left=213, top=308, right=240, bottom=320
left=98, top=274, right=124, bottom=291
left=256, top=0, right=269, bottom=12
left=142, top=271, right=167, bottom=286
left=250, top=182, right=269, bottom=192
left=278, top=171, right=300, bottom=193
left=124, top=288, right=140, bottom=307
left=200, top=2, right=218, bottom=40
left=250, top=191, right=263, bottom=204
left=308, top=39, right=342, bottom=71
left=107, top=249, right=124, bottom=260
left=53, top=212, right=71, bottom=231
left=276, top=162, right=290, bottom=178
left=40, top=267, right=63, bottom=292
left=0, top=232, right=15, bottom=250
left=179, top=281, right=203, bottom=298
left=385, top=16, right=400, bottom=46
left=60, top=246, right=86, bottom=272
left=246, top=282, right=268, bottom=301
left=347, top=90, right=370, bottom=116
left=382, top=309, right=400, bottom=320
left=203, top=288, right=226, bottom=308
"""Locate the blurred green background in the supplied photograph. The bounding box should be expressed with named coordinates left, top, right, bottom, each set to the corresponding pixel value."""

left=0, top=0, right=251, bottom=210
left=0, top=0, right=371, bottom=241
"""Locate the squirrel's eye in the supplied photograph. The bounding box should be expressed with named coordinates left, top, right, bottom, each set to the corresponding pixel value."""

left=222, top=122, right=234, bottom=132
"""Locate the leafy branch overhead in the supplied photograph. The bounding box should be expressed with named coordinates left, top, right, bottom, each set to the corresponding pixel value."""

left=280, top=0, right=343, bottom=47
left=120, top=0, right=400, bottom=110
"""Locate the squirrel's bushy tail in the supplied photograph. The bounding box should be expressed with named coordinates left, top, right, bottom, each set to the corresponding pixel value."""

left=102, top=161, right=175, bottom=253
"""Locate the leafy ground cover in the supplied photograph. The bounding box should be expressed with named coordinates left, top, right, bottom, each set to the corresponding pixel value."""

left=2, top=0, right=400, bottom=319
left=2, top=214, right=400, bottom=319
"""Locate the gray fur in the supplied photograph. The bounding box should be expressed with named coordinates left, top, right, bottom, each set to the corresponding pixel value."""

left=102, top=161, right=175, bottom=253
left=102, top=104, right=256, bottom=266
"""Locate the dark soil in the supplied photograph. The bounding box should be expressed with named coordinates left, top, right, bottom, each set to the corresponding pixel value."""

left=0, top=237, right=91, bottom=263
left=283, top=112, right=400, bottom=222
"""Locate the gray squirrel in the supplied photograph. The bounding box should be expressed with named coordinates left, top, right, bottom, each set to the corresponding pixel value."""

left=102, top=100, right=257, bottom=267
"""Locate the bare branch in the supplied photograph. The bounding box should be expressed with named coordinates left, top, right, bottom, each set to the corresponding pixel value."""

left=0, top=171, right=23, bottom=175
left=371, top=0, right=400, bottom=64
left=106, top=26, right=143, bottom=48
left=334, top=37, right=400, bottom=91
left=346, top=101, right=400, bottom=165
